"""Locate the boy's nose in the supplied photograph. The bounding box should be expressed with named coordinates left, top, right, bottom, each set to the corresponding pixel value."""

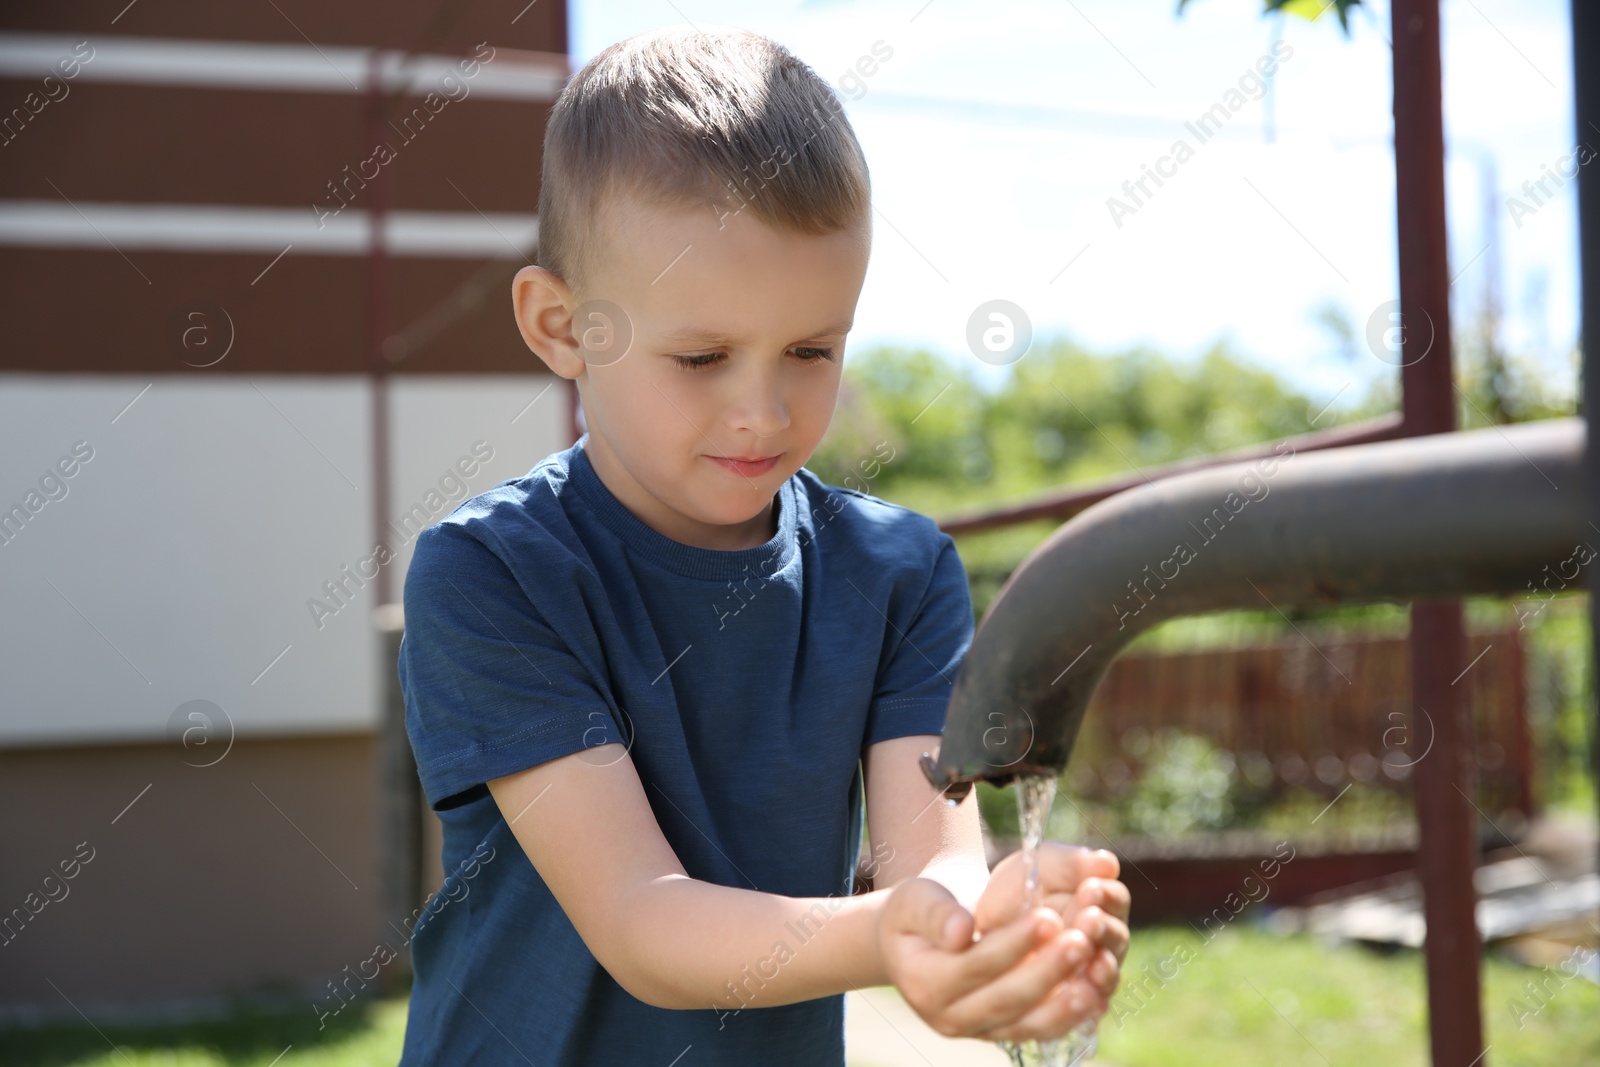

left=730, top=369, right=791, bottom=438
left=736, top=398, right=789, bottom=440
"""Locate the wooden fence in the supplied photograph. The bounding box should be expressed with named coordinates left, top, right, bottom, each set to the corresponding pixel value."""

left=1067, top=625, right=1532, bottom=819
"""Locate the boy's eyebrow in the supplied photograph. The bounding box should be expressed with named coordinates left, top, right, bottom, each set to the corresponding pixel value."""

left=657, top=318, right=855, bottom=345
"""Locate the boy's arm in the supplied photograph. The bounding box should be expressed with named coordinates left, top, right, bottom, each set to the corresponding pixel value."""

left=486, top=739, right=1062, bottom=1017
left=860, top=733, right=991, bottom=909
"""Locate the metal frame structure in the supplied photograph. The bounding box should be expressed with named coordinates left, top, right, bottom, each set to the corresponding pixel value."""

left=922, top=4, right=1598, bottom=1063
left=922, top=419, right=1586, bottom=1064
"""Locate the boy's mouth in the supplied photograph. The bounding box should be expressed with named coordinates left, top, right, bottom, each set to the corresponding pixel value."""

left=707, top=452, right=781, bottom=477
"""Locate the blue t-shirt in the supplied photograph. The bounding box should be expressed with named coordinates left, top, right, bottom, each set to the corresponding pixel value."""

left=395, top=434, right=974, bottom=1066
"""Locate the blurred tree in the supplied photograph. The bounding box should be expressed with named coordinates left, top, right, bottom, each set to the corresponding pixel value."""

left=811, top=336, right=1318, bottom=510
left=814, top=346, right=988, bottom=493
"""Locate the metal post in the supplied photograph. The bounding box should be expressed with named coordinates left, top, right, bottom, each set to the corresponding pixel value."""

left=367, top=49, right=394, bottom=606
left=1408, top=600, right=1482, bottom=1064
left=365, top=48, right=416, bottom=993
left=1391, top=1, right=1483, bottom=1061
left=374, top=605, right=418, bottom=991
left=1507, top=625, right=1535, bottom=819
left=1570, top=0, right=1600, bottom=912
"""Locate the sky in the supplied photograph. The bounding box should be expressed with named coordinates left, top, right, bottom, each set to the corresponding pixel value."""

left=569, top=0, right=1580, bottom=417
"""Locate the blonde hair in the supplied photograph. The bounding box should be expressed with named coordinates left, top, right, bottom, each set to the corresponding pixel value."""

left=536, top=25, right=872, bottom=300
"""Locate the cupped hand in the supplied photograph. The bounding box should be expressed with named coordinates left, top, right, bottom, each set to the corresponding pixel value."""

left=971, top=843, right=1132, bottom=1035
left=878, top=875, right=1097, bottom=1044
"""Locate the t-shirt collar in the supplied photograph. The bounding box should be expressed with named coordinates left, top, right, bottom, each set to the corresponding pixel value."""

left=567, top=435, right=799, bottom=582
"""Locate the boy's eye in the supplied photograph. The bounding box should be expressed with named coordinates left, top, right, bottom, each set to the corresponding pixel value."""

left=668, top=347, right=836, bottom=372
left=671, top=352, right=724, bottom=371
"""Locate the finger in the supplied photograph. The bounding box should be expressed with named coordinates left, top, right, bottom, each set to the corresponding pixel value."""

left=892, top=876, right=974, bottom=951
left=1068, top=905, right=1129, bottom=973
left=1037, top=843, right=1119, bottom=895
left=1018, top=884, right=1128, bottom=947
left=979, top=845, right=1115, bottom=924
left=1087, top=947, right=1121, bottom=998
left=1038, top=891, right=1082, bottom=925
left=991, top=877, right=1120, bottom=936
left=984, top=975, right=1108, bottom=1045
left=1076, top=874, right=1132, bottom=925
left=982, top=846, right=1119, bottom=931
left=1095, top=914, right=1130, bottom=966
left=974, top=851, right=1039, bottom=929
left=976, top=889, right=1079, bottom=941
left=951, top=907, right=1077, bottom=991
left=1069, top=904, right=1109, bottom=947
left=944, top=933, right=1099, bottom=1040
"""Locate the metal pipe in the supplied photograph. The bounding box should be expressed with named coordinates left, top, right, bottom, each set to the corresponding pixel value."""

left=922, top=417, right=1586, bottom=796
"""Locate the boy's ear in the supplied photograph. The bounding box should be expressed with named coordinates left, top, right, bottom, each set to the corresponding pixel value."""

left=512, top=265, right=584, bottom=379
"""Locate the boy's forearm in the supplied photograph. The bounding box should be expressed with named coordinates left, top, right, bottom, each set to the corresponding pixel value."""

left=616, top=874, right=892, bottom=1012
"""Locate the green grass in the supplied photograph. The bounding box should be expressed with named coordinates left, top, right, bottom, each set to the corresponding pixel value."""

left=0, top=991, right=408, bottom=1066
left=1097, top=923, right=1600, bottom=1067
left=3, top=926, right=1595, bottom=1066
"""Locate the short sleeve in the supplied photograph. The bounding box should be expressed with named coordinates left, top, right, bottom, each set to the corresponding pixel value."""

left=862, top=533, right=975, bottom=748
left=398, top=520, right=623, bottom=811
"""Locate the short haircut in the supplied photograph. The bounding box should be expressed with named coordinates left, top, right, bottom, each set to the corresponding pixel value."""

left=536, top=25, right=872, bottom=300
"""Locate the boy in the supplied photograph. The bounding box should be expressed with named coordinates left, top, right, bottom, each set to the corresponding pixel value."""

left=397, top=25, right=1129, bottom=1065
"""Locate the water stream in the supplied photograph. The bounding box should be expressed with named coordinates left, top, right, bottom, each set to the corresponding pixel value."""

left=997, top=773, right=1098, bottom=1067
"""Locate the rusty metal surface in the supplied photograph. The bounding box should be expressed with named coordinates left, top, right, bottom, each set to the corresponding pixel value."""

left=923, top=417, right=1585, bottom=793
left=1393, top=0, right=1481, bottom=1058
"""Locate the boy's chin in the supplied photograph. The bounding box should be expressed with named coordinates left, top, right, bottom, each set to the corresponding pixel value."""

left=685, top=485, right=781, bottom=528
left=695, top=498, right=776, bottom=528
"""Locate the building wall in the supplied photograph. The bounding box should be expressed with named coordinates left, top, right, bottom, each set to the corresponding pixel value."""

left=0, top=373, right=570, bottom=1016
left=0, top=374, right=569, bottom=745
left=0, top=0, right=576, bottom=1018
left=0, top=733, right=445, bottom=1019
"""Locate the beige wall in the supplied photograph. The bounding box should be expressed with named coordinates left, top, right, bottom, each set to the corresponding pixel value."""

left=0, top=373, right=570, bottom=747
left=0, top=372, right=565, bottom=1019
left=0, top=732, right=443, bottom=1020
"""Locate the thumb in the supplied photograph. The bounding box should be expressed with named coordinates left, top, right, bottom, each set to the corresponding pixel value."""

left=896, top=877, right=973, bottom=950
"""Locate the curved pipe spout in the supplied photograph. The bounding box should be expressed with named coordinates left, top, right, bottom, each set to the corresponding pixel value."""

left=921, top=417, right=1587, bottom=799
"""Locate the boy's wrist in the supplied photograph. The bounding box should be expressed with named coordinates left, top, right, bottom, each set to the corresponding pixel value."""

left=857, top=885, right=896, bottom=991
left=905, top=859, right=990, bottom=916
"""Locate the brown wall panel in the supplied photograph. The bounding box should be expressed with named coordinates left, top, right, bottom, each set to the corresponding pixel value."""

left=0, top=81, right=548, bottom=215
left=1, top=1, right=568, bottom=56
left=0, top=733, right=447, bottom=1015
left=0, top=249, right=544, bottom=374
